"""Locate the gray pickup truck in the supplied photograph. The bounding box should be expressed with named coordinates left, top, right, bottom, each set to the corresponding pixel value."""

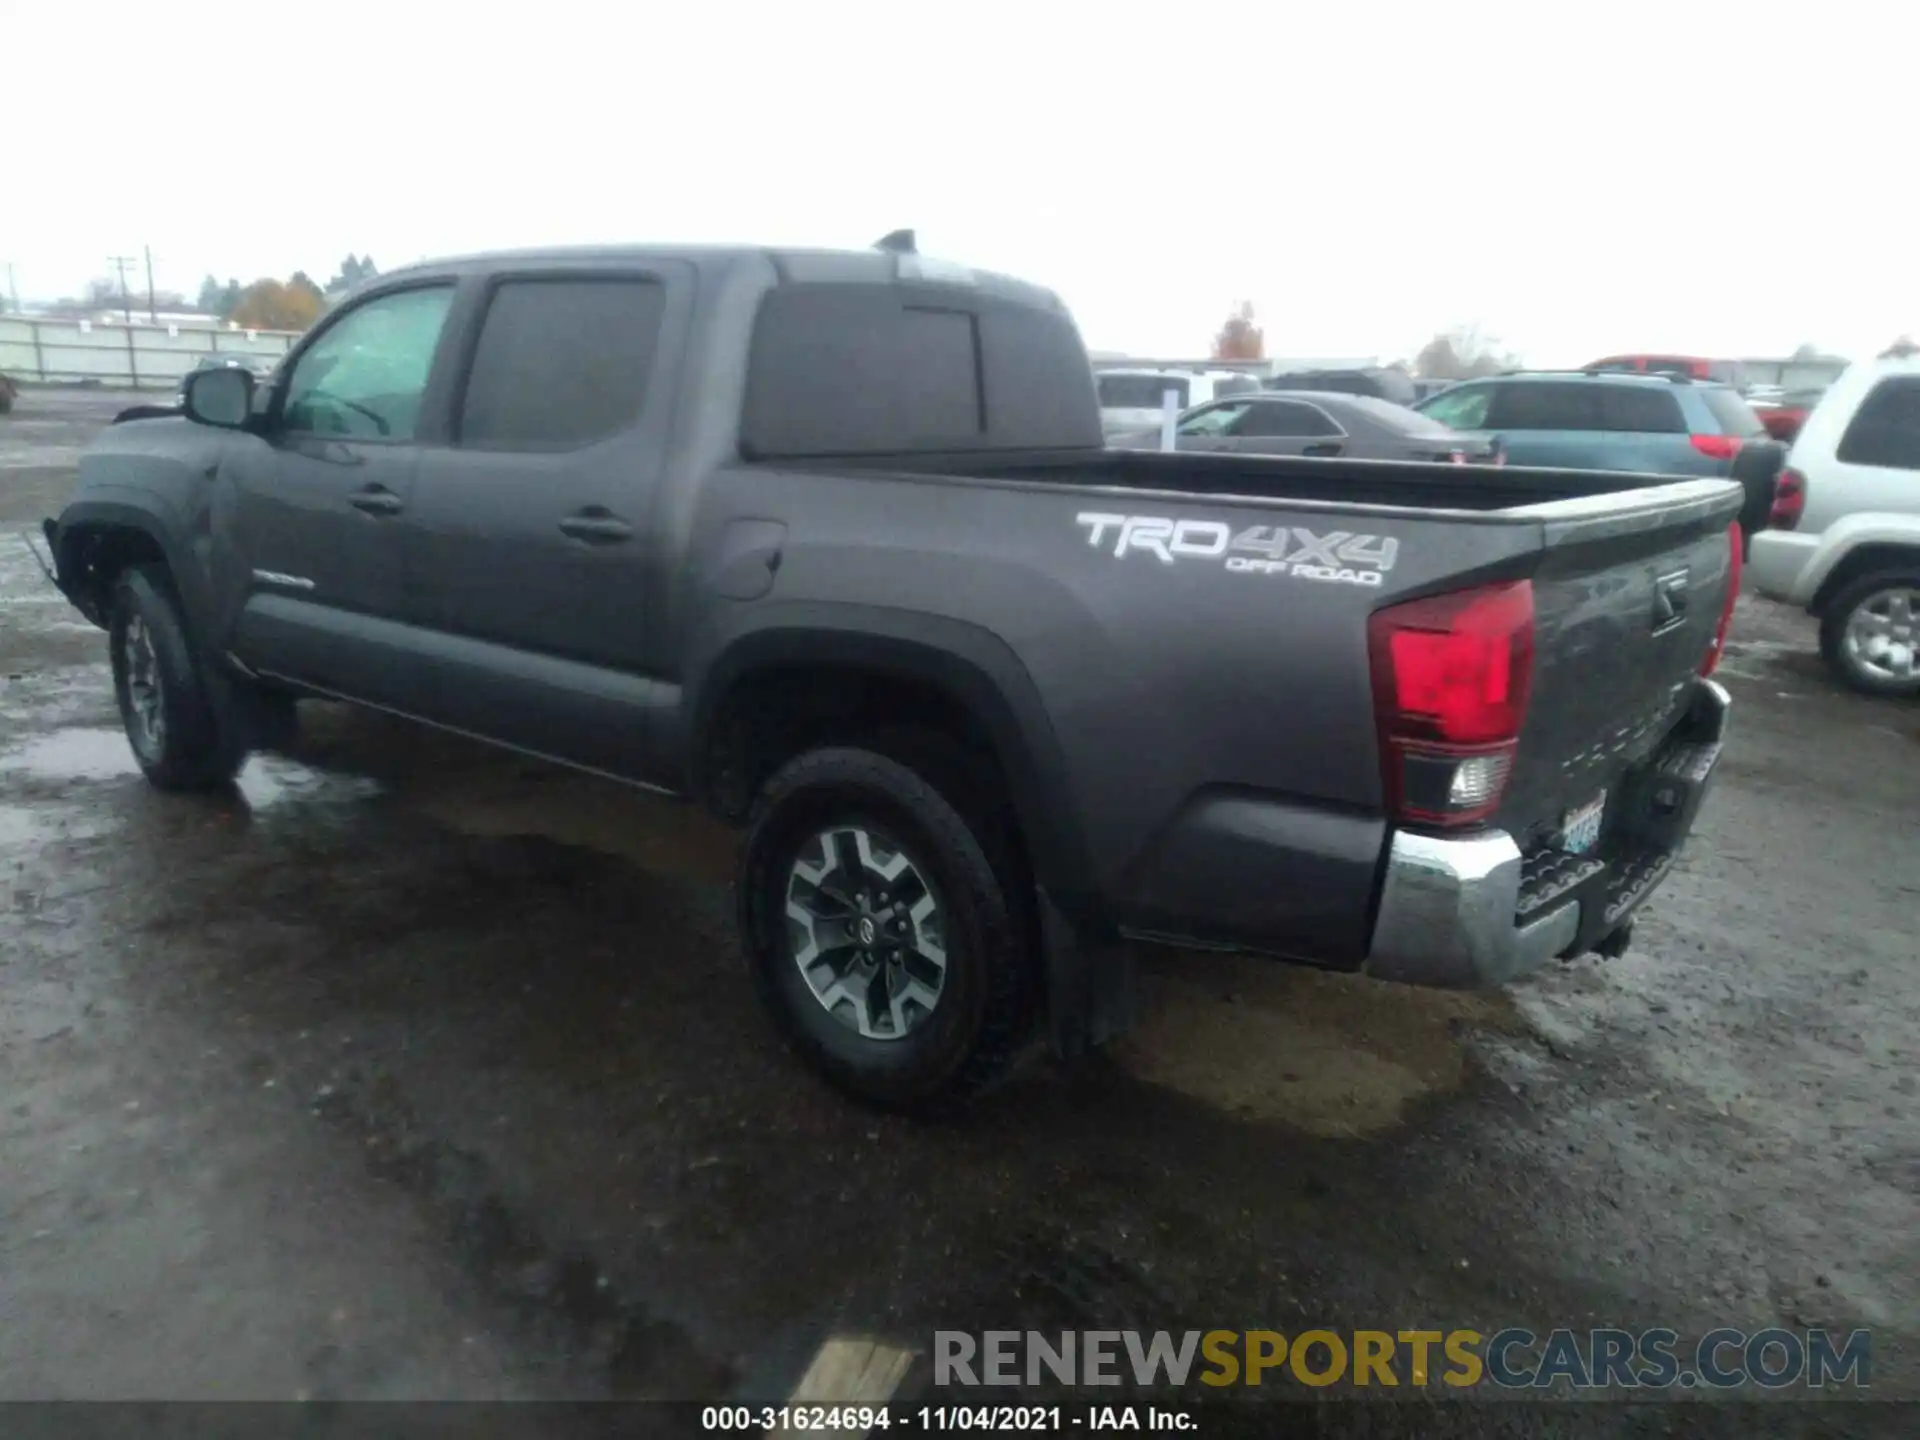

left=39, top=239, right=1742, bottom=1110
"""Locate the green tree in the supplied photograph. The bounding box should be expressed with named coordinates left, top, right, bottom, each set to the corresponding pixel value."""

left=324, top=253, right=381, bottom=295
left=197, top=275, right=245, bottom=318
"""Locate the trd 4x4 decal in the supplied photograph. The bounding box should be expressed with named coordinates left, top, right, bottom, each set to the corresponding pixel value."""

left=1074, top=513, right=1400, bottom=588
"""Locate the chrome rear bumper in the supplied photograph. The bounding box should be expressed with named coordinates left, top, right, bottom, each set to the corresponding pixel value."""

left=1364, top=680, right=1730, bottom=988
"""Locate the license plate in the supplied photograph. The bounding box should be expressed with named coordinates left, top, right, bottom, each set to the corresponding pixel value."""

left=1560, top=792, right=1607, bottom=855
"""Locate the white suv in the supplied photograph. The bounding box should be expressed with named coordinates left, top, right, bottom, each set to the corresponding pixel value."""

left=1749, top=352, right=1920, bottom=697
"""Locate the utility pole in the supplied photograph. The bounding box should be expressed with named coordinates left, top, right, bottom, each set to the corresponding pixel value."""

left=3, top=261, right=18, bottom=314
left=107, top=254, right=137, bottom=324
left=144, top=246, right=159, bottom=322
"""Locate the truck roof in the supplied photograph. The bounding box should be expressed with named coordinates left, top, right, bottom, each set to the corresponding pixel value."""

left=381, top=244, right=1072, bottom=313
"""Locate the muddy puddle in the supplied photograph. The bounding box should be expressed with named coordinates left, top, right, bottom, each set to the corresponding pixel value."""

left=0, top=726, right=141, bottom=781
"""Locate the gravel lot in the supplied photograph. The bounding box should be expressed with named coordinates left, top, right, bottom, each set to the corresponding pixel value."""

left=1, top=388, right=1914, bottom=1432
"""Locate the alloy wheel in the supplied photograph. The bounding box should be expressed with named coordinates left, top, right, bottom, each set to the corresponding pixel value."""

left=785, top=826, right=947, bottom=1041
left=1843, top=587, right=1920, bottom=684
left=122, top=614, right=167, bottom=758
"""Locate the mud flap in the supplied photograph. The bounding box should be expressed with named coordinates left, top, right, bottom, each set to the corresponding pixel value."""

left=25, top=524, right=77, bottom=602
left=202, top=661, right=300, bottom=755
left=1038, top=889, right=1138, bottom=1058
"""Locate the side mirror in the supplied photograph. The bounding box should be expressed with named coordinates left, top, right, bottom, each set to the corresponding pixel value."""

left=182, top=366, right=255, bottom=430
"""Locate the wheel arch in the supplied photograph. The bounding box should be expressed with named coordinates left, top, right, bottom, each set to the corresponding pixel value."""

left=1809, top=542, right=1920, bottom=616
left=683, top=606, right=1099, bottom=925
left=49, top=502, right=204, bottom=633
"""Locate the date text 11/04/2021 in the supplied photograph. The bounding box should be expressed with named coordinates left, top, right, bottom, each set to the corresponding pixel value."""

left=702, top=1407, right=1190, bottom=1431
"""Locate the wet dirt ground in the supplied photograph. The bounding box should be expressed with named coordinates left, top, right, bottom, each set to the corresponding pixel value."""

left=2, top=389, right=1915, bottom=1432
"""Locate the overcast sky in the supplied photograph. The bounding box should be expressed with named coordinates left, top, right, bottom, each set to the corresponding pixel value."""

left=6, top=2, right=1913, bottom=366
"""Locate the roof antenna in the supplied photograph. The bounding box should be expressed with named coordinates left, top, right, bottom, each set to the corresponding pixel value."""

left=873, top=228, right=917, bottom=255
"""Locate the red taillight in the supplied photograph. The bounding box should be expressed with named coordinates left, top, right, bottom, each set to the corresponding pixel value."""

left=1690, top=434, right=1741, bottom=461
left=1368, top=581, right=1535, bottom=827
left=1701, top=521, right=1741, bottom=677
left=1770, top=466, right=1806, bottom=530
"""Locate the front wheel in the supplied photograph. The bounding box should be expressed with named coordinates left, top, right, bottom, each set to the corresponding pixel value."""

left=738, top=746, right=1036, bottom=1112
left=109, top=566, right=246, bottom=790
left=1819, top=572, right=1920, bottom=698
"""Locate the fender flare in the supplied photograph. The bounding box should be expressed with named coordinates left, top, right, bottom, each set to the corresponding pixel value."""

left=49, top=498, right=207, bottom=635
left=680, top=602, right=1099, bottom=924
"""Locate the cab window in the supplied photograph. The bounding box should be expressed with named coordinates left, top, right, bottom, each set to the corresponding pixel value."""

left=282, top=285, right=455, bottom=440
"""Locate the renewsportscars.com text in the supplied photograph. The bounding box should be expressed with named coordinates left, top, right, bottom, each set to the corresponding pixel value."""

left=935, top=1327, right=1871, bottom=1391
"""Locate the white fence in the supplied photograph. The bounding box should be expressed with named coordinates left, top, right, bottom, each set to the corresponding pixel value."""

left=0, top=316, right=299, bottom=390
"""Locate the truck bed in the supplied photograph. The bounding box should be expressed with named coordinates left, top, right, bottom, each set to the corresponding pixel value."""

left=822, top=447, right=1714, bottom=515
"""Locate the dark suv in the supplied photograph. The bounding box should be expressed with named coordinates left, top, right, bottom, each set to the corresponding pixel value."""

left=1417, top=370, right=1784, bottom=551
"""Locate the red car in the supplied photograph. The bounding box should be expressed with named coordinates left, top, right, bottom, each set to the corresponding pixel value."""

left=1745, top=392, right=1822, bottom=445
left=1584, top=353, right=1744, bottom=384
left=1586, top=353, right=1812, bottom=442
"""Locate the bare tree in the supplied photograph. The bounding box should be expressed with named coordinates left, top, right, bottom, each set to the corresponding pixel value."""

left=1413, top=324, right=1515, bottom=381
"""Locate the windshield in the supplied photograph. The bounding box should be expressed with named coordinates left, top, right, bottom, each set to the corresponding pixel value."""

left=1098, top=374, right=1190, bottom=409
left=1418, top=384, right=1493, bottom=430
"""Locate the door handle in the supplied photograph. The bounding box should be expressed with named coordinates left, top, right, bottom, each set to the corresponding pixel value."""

left=1302, top=442, right=1344, bottom=458
left=558, top=510, right=633, bottom=543
left=349, top=486, right=404, bottom=515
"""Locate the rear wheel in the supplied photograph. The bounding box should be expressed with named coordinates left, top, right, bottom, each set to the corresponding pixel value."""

left=1819, top=572, right=1920, bottom=698
left=109, top=566, right=246, bottom=789
left=738, top=746, right=1035, bottom=1111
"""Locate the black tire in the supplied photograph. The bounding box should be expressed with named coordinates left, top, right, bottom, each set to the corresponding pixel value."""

left=738, top=746, right=1036, bottom=1112
left=108, top=565, right=246, bottom=790
left=1818, top=570, right=1920, bottom=699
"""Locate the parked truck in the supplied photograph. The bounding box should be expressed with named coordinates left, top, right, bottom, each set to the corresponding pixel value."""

left=38, top=240, right=1742, bottom=1109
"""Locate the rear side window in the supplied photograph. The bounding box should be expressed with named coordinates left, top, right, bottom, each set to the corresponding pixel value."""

left=458, top=278, right=666, bottom=450
left=745, top=283, right=1101, bottom=456
left=1486, top=383, right=1602, bottom=430
left=1342, top=394, right=1457, bottom=437
left=1697, top=387, right=1765, bottom=438
left=1836, top=377, right=1920, bottom=471
left=1236, top=400, right=1341, bottom=437
left=1597, top=385, right=1686, bottom=433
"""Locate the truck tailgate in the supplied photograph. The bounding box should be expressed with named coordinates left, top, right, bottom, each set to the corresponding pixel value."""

left=1496, top=480, right=1740, bottom=855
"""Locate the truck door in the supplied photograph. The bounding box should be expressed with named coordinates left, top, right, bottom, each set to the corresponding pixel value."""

left=217, top=282, right=458, bottom=703
left=400, top=265, right=689, bottom=776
